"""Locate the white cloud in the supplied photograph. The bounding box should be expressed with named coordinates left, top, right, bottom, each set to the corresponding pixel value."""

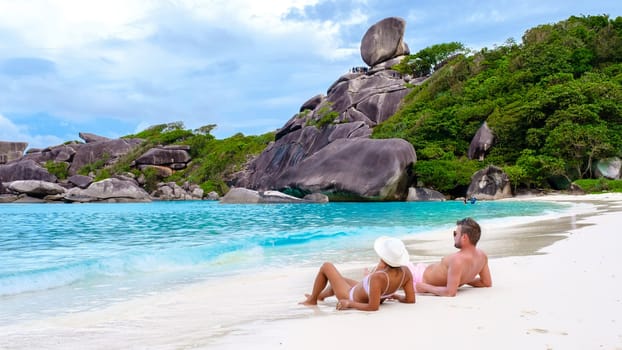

left=0, top=114, right=63, bottom=150
left=0, top=114, right=24, bottom=140
left=0, top=0, right=154, bottom=49
left=0, top=0, right=361, bottom=127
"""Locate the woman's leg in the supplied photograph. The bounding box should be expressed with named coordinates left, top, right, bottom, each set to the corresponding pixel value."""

left=316, top=277, right=358, bottom=301
left=300, top=262, right=354, bottom=305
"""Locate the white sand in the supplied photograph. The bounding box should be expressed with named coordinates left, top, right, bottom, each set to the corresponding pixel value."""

left=2, top=193, right=622, bottom=349
left=209, top=193, right=622, bottom=350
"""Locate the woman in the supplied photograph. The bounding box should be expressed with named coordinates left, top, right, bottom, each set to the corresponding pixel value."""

left=299, top=236, right=415, bottom=311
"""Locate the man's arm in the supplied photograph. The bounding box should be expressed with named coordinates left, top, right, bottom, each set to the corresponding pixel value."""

left=467, top=256, right=492, bottom=288
left=416, top=258, right=463, bottom=297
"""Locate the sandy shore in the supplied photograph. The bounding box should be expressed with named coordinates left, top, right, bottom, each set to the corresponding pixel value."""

left=208, top=193, right=622, bottom=350
left=2, top=193, right=622, bottom=349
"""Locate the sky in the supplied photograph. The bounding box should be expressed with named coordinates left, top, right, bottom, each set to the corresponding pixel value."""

left=0, top=1, right=621, bottom=150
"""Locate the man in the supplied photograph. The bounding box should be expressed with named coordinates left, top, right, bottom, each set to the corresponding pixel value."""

left=409, top=217, right=492, bottom=297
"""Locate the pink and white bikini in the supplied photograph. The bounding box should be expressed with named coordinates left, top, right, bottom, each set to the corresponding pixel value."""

left=349, top=267, right=407, bottom=301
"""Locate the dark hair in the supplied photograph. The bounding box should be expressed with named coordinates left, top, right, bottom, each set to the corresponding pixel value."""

left=457, top=217, right=481, bottom=245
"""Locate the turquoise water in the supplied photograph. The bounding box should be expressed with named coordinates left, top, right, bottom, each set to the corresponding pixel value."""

left=0, top=200, right=571, bottom=325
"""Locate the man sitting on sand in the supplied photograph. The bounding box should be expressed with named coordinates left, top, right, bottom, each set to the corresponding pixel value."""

left=409, top=217, right=492, bottom=297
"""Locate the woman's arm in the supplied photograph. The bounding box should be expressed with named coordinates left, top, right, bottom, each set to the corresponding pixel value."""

left=337, top=273, right=385, bottom=311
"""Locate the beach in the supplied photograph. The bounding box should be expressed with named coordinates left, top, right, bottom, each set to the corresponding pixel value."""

left=2, top=193, right=622, bottom=349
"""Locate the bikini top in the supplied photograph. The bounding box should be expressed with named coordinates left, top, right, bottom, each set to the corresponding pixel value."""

left=362, top=267, right=406, bottom=298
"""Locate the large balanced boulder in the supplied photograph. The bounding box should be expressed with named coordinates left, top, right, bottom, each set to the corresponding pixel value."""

left=230, top=18, right=420, bottom=201
left=360, top=17, right=409, bottom=66
left=466, top=165, right=512, bottom=200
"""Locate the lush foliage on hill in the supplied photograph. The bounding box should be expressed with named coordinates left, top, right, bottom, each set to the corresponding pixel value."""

left=373, top=15, right=622, bottom=195
left=96, top=122, right=275, bottom=194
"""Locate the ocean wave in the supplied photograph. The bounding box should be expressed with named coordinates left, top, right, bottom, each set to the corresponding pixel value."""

left=257, top=230, right=349, bottom=247
left=0, top=244, right=266, bottom=297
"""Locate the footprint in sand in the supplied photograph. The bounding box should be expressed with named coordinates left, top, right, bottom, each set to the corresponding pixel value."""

left=520, top=310, right=538, bottom=318
left=526, top=328, right=568, bottom=336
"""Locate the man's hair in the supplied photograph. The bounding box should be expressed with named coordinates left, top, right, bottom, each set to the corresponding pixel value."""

left=457, top=217, right=481, bottom=246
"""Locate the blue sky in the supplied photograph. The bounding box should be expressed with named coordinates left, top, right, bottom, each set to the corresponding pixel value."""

left=1, top=1, right=621, bottom=150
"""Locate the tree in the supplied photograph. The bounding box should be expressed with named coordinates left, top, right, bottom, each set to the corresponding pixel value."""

left=544, top=122, right=614, bottom=178
left=194, top=124, right=217, bottom=136
left=394, top=42, right=467, bottom=77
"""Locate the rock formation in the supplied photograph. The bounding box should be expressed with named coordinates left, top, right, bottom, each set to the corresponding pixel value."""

left=68, top=138, right=144, bottom=175
left=595, top=157, right=621, bottom=180
left=67, top=174, right=93, bottom=189
left=79, top=132, right=111, bottom=143
left=466, top=165, right=512, bottom=200
left=468, top=122, right=494, bottom=161
left=20, top=134, right=144, bottom=176
left=133, top=145, right=192, bottom=171
left=64, top=178, right=151, bottom=203
left=360, top=17, right=410, bottom=66
left=7, top=180, right=66, bottom=198
left=406, top=187, right=446, bottom=201
left=0, top=141, right=28, bottom=164
left=0, top=159, right=57, bottom=182
left=0, top=132, right=201, bottom=203
left=151, top=181, right=204, bottom=200
left=231, top=17, right=420, bottom=201
left=220, top=187, right=328, bottom=204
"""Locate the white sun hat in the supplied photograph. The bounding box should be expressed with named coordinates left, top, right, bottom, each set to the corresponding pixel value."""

left=373, top=236, right=409, bottom=267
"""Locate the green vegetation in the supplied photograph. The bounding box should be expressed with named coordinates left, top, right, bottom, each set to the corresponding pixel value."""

left=166, top=130, right=274, bottom=194
left=44, top=161, right=69, bottom=180
left=72, top=15, right=622, bottom=198
left=374, top=14, right=622, bottom=194
left=78, top=121, right=273, bottom=195
left=574, top=178, right=622, bottom=193
left=393, top=41, right=467, bottom=77
left=414, top=159, right=481, bottom=195
left=78, top=154, right=110, bottom=176
left=306, top=102, right=340, bottom=128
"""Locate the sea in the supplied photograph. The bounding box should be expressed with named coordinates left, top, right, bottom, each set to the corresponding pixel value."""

left=0, top=200, right=577, bottom=332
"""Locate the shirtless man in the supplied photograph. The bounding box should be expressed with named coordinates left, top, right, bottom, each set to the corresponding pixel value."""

left=409, top=217, right=492, bottom=297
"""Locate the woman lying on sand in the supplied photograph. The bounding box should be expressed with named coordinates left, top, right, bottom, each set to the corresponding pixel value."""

left=299, top=236, right=415, bottom=311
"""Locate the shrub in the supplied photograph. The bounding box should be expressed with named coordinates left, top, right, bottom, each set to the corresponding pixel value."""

left=307, top=103, right=339, bottom=128
left=44, top=161, right=69, bottom=180
left=573, top=178, right=622, bottom=193
left=414, top=159, right=482, bottom=193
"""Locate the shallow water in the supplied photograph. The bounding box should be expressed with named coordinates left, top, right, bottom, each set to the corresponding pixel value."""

left=0, top=200, right=572, bottom=326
